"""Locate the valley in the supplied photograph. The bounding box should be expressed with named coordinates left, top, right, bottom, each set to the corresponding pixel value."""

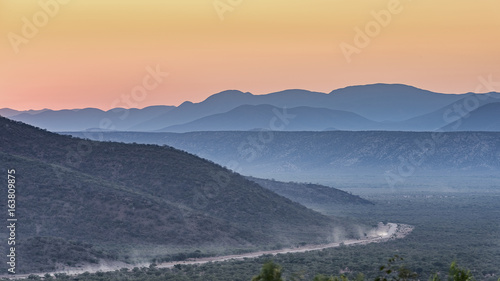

left=4, top=189, right=496, bottom=281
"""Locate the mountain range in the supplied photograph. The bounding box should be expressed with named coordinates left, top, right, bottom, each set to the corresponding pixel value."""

left=66, top=130, right=500, bottom=188
left=160, top=104, right=380, bottom=132
left=4, top=84, right=500, bottom=132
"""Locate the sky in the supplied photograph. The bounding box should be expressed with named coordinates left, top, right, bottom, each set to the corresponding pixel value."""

left=1, top=0, right=499, bottom=110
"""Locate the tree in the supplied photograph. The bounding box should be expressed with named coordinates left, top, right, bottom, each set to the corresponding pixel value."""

left=430, top=261, right=476, bottom=281
left=448, top=261, right=475, bottom=281
left=375, top=255, right=418, bottom=281
left=252, top=261, right=284, bottom=281
left=252, top=258, right=479, bottom=281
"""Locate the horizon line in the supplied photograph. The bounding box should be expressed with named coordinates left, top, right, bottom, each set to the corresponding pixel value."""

left=3, top=83, right=497, bottom=111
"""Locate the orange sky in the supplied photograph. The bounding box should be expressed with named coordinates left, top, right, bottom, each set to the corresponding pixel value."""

left=1, top=0, right=499, bottom=110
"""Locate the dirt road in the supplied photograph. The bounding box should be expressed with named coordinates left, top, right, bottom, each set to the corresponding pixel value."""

left=4, top=223, right=413, bottom=279
left=156, top=223, right=413, bottom=268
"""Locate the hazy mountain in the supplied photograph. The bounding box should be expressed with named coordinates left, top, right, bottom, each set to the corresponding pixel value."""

left=8, top=105, right=174, bottom=131
left=67, top=131, right=500, bottom=187
left=388, top=92, right=500, bottom=131
left=0, top=116, right=363, bottom=273
left=129, top=90, right=257, bottom=131
left=159, top=104, right=381, bottom=132
left=327, top=84, right=468, bottom=122
left=440, top=102, right=500, bottom=132
left=0, top=108, right=22, bottom=117
left=5, top=85, right=499, bottom=132
left=0, top=108, right=48, bottom=117
left=128, top=89, right=334, bottom=131
left=136, top=84, right=470, bottom=131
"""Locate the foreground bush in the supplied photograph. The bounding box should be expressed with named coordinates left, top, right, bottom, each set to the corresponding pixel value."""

left=253, top=256, right=498, bottom=281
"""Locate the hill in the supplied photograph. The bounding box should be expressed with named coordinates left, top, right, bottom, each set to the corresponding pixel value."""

left=388, top=92, right=500, bottom=131
left=440, top=103, right=500, bottom=131
left=129, top=90, right=259, bottom=131
left=246, top=177, right=373, bottom=209
left=65, top=131, right=500, bottom=188
left=9, top=106, right=174, bottom=132
left=0, top=108, right=49, bottom=117
left=159, top=105, right=380, bottom=132
left=0, top=116, right=363, bottom=273
left=327, top=84, right=466, bottom=121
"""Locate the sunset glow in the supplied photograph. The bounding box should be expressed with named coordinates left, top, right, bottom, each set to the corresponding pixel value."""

left=1, top=0, right=499, bottom=110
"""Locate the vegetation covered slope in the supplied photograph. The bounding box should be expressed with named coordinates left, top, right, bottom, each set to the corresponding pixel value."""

left=246, top=177, right=373, bottom=208
left=66, top=131, right=500, bottom=186
left=0, top=116, right=361, bottom=273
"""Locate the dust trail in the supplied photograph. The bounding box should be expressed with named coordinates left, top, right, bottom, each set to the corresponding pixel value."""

left=3, top=223, right=413, bottom=279
left=156, top=223, right=412, bottom=269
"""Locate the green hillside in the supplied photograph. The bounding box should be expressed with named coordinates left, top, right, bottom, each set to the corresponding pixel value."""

left=246, top=177, right=373, bottom=209
left=0, top=116, right=361, bottom=273
left=67, top=131, right=500, bottom=187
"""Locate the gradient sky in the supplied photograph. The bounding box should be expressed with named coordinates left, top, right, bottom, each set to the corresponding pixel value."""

left=1, top=0, right=499, bottom=110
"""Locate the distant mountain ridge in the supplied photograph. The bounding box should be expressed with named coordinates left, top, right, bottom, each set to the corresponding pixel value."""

left=4, top=84, right=500, bottom=132
left=0, top=108, right=49, bottom=117
left=7, top=106, right=174, bottom=131
left=388, top=94, right=500, bottom=131
left=66, top=130, right=500, bottom=187
left=327, top=84, right=467, bottom=121
left=159, top=104, right=380, bottom=132
left=440, top=102, right=500, bottom=132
